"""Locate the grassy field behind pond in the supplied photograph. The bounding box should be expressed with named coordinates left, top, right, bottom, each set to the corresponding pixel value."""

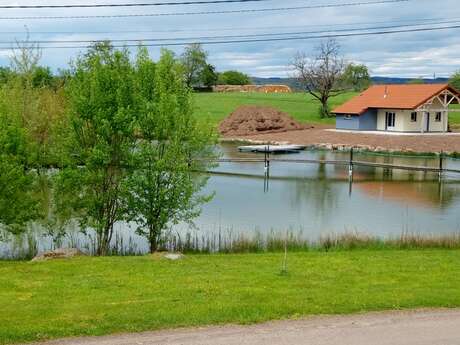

left=193, top=92, right=460, bottom=128
left=2, top=250, right=460, bottom=344
left=193, top=92, right=357, bottom=126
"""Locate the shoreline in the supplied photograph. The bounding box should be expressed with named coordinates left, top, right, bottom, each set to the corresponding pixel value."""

left=220, top=128, right=460, bottom=157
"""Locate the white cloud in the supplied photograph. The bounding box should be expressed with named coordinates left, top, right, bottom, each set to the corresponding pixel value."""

left=0, top=0, right=459, bottom=77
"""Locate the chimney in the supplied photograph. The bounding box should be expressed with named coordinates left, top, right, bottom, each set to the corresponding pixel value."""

left=383, top=86, right=388, bottom=99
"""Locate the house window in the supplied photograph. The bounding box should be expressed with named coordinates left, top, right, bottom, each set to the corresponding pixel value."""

left=344, top=114, right=353, bottom=120
left=410, top=112, right=417, bottom=122
left=435, top=112, right=442, bottom=122
left=386, top=112, right=396, bottom=128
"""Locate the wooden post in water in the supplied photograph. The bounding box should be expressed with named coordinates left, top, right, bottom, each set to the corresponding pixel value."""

left=439, top=151, right=444, bottom=181
left=349, top=147, right=354, bottom=178
left=264, top=145, right=270, bottom=193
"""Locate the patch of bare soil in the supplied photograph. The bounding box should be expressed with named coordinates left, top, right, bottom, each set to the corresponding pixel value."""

left=219, top=105, right=308, bottom=137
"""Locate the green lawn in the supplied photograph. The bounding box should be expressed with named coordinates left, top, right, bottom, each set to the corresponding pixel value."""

left=193, top=92, right=357, bottom=126
left=450, top=104, right=460, bottom=129
left=2, top=251, right=460, bottom=344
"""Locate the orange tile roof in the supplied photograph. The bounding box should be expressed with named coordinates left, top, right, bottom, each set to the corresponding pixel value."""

left=333, top=84, right=459, bottom=115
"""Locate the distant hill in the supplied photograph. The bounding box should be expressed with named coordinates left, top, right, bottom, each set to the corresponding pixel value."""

left=251, top=76, right=450, bottom=91
left=371, top=76, right=449, bottom=84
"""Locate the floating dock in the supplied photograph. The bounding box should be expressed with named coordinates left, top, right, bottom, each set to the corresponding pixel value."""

left=238, top=145, right=306, bottom=154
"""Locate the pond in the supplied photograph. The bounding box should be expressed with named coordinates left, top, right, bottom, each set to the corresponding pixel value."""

left=198, top=144, right=460, bottom=238
left=2, top=143, right=460, bottom=258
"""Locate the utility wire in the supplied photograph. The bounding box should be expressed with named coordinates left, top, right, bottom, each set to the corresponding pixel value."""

left=1, top=23, right=459, bottom=49
left=3, top=20, right=459, bottom=44
left=0, top=16, right=454, bottom=35
left=0, top=0, right=275, bottom=9
left=0, top=0, right=410, bottom=20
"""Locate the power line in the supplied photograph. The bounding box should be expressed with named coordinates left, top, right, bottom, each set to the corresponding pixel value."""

left=0, top=0, right=410, bottom=20
left=0, top=0, right=274, bottom=9
left=2, top=23, right=459, bottom=49
left=0, top=16, right=454, bottom=35
left=3, top=20, right=459, bottom=44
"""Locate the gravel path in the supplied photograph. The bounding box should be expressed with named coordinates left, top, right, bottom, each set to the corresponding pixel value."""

left=233, top=126, right=460, bottom=153
left=33, top=309, right=460, bottom=345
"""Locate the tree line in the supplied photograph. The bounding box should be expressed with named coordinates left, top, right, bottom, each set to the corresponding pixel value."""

left=180, top=43, right=251, bottom=88
left=0, top=41, right=217, bottom=255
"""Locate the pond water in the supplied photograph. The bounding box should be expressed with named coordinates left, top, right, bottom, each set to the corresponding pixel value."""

left=196, top=144, right=460, bottom=238
left=2, top=143, right=460, bottom=257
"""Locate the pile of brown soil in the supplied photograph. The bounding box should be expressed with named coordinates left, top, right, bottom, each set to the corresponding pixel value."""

left=219, top=105, right=306, bottom=137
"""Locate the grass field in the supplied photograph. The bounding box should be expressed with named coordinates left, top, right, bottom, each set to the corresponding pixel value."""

left=193, top=92, right=460, bottom=128
left=2, top=250, right=460, bottom=344
left=450, top=104, right=460, bottom=130
left=193, top=92, right=357, bottom=126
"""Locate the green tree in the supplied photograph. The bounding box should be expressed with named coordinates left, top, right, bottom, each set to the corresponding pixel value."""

left=127, top=49, right=216, bottom=253
left=0, top=40, right=64, bottom=237
left=32, top=66, right=54, bottom=88
left=0, top=112, right=39, bottom=234
left=0, top=67, right=14, bottom=85
left=449, top=70, right=460, bottom=91
left=180, top=43, right=208, bottom=87
left=217, top=70, right=251, bottom=85
left=200, top=64, right=218, bottom=88
left=56, top=42, right=139, bottom=255
left=341, top=63, right=371, bottom=91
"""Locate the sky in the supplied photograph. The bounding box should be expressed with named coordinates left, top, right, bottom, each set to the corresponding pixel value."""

left=0, top=0, right=459, bottom=78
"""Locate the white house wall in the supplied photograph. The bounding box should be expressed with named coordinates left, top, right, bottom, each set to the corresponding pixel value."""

left=376, top=105, right=447, bottom=132
left=377, top=109, right=408, bottom=131
left=424, top=98, right=448, bottom=132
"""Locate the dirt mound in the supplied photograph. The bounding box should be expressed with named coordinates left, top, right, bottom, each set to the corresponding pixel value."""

left=219, top=105, right=306, bottom=137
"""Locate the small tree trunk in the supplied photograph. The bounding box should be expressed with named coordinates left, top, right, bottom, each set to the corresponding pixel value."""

left=320, top=97, right=331, bottom=118
left=149, top=225, right=159, bottom=253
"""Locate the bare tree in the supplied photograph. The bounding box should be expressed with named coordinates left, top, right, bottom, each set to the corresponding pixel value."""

left=10, top=29, right=42, bottom=125
left=292, top=39, right=345, bottom=118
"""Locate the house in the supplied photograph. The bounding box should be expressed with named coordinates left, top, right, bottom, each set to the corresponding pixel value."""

left=333, top=84, right=460, bottom=133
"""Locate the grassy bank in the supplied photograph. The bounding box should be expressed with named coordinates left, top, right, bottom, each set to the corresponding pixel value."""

left=193, top=92, right=357, bottom=126
left=2, top=250, right=460, bottom=344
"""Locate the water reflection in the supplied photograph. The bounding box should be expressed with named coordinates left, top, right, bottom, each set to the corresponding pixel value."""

left=2, top=143, right=460, bottom=258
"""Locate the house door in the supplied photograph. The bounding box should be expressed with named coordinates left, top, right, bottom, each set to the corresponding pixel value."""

left=385, top=112, right=396, bottom=131
left=425, top=112, right=430, bottom=132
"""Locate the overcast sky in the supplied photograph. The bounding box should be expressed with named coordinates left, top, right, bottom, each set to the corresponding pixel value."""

left=0, top=0, right=458, bottom=78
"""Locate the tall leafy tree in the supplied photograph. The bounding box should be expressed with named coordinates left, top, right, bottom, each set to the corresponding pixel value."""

left=0, top=39, right=64, bottom=237
left=56, top=42, right=139, bottom=255
left=217, top=70, right=251, bottom=85
left=340, top=63, right=371, bottom=91
left=180, top=43, right=208, bottom=87
left=127, top=49, right=216, bottom=253
left=0, top=112, right=39, bottom=234
left=200, top=64, right=218, bottom=88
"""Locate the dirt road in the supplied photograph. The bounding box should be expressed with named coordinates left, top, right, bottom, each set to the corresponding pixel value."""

left=34, top=309, right=460, bottom=345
